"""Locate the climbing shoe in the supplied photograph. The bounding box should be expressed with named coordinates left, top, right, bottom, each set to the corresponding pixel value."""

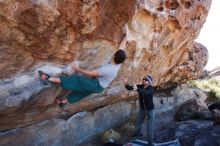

left=38, top=70, right=51, bottom=85
left=55, top=97, right=67, bottom=108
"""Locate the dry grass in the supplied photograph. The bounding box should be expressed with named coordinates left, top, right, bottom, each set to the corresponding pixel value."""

left=188, top=78, right=220, bottom=102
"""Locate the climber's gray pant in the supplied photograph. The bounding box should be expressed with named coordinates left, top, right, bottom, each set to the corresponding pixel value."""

left=135, top=109, right=155, bottom=146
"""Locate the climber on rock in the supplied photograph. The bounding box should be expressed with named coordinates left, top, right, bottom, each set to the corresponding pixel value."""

left=124, top=75, right=155, bottom=146
left=38, top=36, right=127, bottom=107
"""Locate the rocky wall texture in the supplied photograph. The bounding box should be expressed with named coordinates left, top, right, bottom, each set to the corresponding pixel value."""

left=0, top=84, right=208, bottom=146
left=0, top=101, right=137, bottom=146
left=0, top=0, right=211, bottom=85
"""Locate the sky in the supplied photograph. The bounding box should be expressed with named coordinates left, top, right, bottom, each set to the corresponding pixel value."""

left=196, top=0, right=220, bottom=71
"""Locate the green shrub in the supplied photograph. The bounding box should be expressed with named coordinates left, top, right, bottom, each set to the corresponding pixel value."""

left=208, top=89, right=218, bottom=97
left=207, top=89, right=219, bottom=102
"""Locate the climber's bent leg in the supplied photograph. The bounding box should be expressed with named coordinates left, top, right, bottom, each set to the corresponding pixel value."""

left=38, top=70, right=61, bottom=84
left=60, top=75, right=103, bottom=104
left=48, top=77, right=61, bottom=84
left=60, top=75, right=103, bottom=93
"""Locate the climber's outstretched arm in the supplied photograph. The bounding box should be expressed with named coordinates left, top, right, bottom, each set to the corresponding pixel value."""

left=72, top=63, right=99, bottom=77
left=119, top=35, right=127, bottom=50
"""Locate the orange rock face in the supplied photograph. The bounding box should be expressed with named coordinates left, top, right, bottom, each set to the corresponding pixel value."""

left=0, top=0, right=210, bottom=87
left=0, top=0, right=136, bottom=78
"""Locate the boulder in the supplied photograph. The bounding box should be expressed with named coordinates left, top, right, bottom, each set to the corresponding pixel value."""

left=175, top=120, right=220, bottom=146
left=174, top=98, right=212, bottom=121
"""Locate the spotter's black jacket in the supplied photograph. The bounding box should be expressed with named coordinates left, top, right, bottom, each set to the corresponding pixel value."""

left=125, top=84, right=154, bottom=110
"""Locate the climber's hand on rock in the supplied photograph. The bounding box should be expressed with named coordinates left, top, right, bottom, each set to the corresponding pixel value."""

left=72, top=63, right=79, bottom=71
left=122, top=77, right=128, bottom=84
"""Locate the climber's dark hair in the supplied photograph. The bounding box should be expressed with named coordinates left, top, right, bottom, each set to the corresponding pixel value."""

left=114, top=49, right=126, bottom=64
